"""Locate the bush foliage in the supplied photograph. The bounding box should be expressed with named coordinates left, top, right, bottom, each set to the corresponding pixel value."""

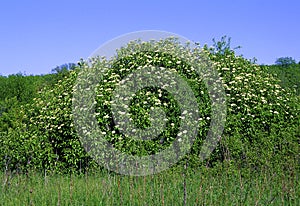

left=0, top=38, right=299, bottom=173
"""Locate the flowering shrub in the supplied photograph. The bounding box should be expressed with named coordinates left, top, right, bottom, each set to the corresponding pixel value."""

left=71, top=38, right=223, bottom=175
left=204, top=45, right=299, bottom=168
left=1, top=38, right=298, bottom=173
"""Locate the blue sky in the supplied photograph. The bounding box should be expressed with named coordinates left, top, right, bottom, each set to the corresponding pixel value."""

left=0, top=0, right=299, bottom=76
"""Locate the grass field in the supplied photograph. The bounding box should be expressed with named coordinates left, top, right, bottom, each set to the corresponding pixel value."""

left=1, top=164, right=299, bottom=206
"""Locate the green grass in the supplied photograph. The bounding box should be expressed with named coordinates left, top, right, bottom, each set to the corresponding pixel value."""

left=1, top=164, right=299, bottom=206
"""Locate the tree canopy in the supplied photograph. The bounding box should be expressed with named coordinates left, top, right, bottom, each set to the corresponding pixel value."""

left=275, top=57, right=296, bottom=66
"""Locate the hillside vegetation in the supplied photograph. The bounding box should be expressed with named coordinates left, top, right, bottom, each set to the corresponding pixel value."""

left=0, top=38, right=298, bottom=175
left=0, top=37, right=299, bottom=205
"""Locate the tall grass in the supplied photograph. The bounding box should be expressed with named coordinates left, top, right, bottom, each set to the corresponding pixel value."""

left=1, top=164, right=298, bottom=205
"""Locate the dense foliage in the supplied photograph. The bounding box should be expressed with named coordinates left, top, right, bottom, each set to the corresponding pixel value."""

left=264, top=63, right=300, bottom=96
left=0, top=73, right=59, bottom=132
left=204, top=45, right=299, bottom=169
left=0, top=38, right=299, bottom=174
left=275, top=57, right=297, bottom=67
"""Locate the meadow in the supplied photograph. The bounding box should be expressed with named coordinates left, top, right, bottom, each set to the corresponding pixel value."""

left=0, top=37, right=299, bottom=205
left=1, top=164, right=299, bottom=205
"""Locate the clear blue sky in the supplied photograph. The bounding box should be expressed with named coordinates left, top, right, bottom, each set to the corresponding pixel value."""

left=0, top=0, right=299, bottom=76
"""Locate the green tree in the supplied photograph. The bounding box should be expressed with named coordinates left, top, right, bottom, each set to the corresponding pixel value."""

left=275, top=57, right=296, bottom=66
left=52, top=63, right=76, bottom=75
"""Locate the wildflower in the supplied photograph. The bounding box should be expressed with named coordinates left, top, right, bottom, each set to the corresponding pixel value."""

left=118, top=111, right=126, bottom=115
